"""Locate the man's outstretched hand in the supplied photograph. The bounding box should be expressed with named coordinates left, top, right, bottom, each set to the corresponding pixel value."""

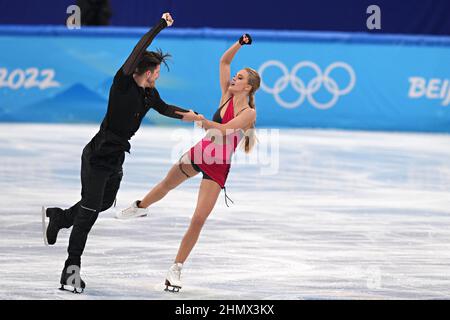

left=175, top=110, right=205, bottom=122
left=162, top=12, right=174, bottom=27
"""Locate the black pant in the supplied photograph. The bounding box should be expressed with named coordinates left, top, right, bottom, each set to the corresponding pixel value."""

left=63, top=142, right=124, bottom=267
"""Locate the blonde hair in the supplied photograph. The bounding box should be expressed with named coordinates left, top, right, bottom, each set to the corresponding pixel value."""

left=242, top=67, right=261, bottom=153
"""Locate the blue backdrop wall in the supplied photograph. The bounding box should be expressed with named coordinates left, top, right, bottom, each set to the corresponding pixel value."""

left=0, top=0, right=449, bottom=35
left=0, top=26, right=449, bottom=132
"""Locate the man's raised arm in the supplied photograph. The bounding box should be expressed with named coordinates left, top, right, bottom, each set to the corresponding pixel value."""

left=121, top=13, right=174, bottom=75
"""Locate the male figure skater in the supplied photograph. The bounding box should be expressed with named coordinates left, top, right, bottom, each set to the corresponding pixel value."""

left=42, top=13, right=203, bottom=293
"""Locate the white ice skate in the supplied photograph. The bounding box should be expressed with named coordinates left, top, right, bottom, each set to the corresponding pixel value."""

left=115, top=201, right=148, bottom=219
left=164, top=263, right=183, bottom=292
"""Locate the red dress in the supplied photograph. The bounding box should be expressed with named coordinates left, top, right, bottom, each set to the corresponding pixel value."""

left=188, top=97, right=243, bottom=205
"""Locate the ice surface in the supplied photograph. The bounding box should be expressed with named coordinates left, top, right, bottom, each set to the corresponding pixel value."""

left=0, top=124, right=449, bottom=300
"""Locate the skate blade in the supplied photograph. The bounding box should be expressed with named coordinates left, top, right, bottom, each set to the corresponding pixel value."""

left=41, top=206, right=48, bottom=246
left=59, top=284, right=84, bottom=294
left=164, top=280, right=181, bottom=293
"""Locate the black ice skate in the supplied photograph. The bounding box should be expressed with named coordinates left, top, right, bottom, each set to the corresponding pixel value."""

left=42, top=206, right=63, bottom=246
left=59, top=265, right=86, bottom=294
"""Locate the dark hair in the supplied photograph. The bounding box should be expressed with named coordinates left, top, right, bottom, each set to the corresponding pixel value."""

left=135, top=48, right=171, bottom=75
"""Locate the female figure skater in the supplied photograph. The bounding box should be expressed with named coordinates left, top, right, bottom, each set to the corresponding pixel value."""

left=117, top=34, right=261, bottom=292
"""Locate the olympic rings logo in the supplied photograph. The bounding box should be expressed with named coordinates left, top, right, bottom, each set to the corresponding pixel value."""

left=258, top=60, right=356, bottom=109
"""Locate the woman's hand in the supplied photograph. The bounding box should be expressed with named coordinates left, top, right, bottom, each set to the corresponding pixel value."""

left=195, top=117, right=207, bottom=129
left=239, top=33, right=252, bottom=45
left=196, top=114, right=206, bottom=122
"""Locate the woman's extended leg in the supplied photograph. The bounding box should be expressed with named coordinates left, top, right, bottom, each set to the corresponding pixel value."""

left=139, top=153, right=199, bottom=208
left=174, top=179, right=222, bottom=263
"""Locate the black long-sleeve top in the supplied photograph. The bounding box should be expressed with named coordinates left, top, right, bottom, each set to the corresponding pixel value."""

left=98, top=18, right=190, bottom=152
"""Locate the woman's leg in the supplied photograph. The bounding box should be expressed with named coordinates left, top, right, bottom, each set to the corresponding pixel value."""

left=139, top=154, right=199, bottom=208
left=174, top=179, right=222, bottom=263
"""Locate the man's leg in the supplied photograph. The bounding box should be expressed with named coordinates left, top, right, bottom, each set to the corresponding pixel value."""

left=46, top=168, right=120, bottom=244
left=65, top=166, right=122, bottom=267
left=65, top=166, right=109, bottom=265
left=100, top=168, right=123, bottom=212
left=60, top=162, right=110, bottom=291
